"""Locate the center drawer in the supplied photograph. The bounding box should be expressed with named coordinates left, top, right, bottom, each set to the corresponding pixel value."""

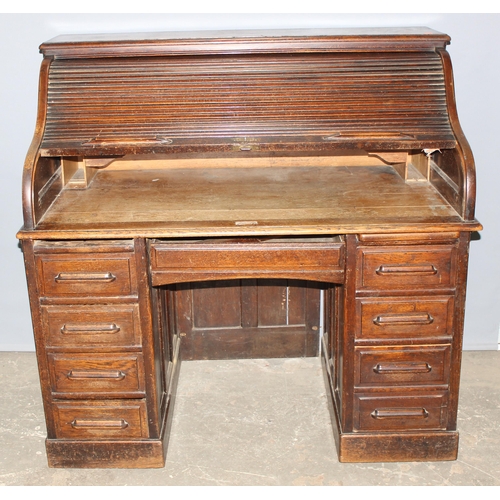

left=149, top=237, right=345, bottom=285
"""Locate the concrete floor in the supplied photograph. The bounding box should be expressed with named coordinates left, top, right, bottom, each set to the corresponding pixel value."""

left=0, top=350, right=499, bottom=486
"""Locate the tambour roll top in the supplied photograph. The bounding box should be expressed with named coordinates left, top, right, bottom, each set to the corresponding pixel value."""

left=38, top=28, right=456, bottom=156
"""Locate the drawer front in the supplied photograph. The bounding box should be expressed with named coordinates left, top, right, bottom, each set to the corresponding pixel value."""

left=53, top=400, right=149, bottom=439
left=48, top=353, right=145, bottom=397
left=41, top=304, right=141, bottom=348
left=150, top=239, right=344, bottom=271
left=36, top=254, right=137, bottom=298
left=357, top=245, right=456, bottom=290
left=354, top=393, right=448, bottom=431
left=356, top=296, right=454, bottom=341
left=355, top=345, right=451, bottom=387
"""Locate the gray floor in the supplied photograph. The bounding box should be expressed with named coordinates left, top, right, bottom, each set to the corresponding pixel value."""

left=0, top=350, right=499, bottom=486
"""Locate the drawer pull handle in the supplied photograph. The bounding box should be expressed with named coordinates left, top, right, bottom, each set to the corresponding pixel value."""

left=373, top=362, right=432, bottom=374
left=66, top=369, right=126, bottom=381
left=376, top=264, right=438, bottom=276
left=60, top=323, right=121, bottom=335
left=373, top=312, right=434, bottom=326
left=54, top=272, right=116, bottom=283
left=371, top=408, right=429, bottom=419
left=70, top=418, right=129, bottom=429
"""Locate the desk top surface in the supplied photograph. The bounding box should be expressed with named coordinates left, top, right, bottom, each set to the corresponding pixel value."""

left=24, top=163, right=479, bottom=240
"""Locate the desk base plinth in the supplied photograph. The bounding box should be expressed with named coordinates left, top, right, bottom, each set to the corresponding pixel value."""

left=45, top=439, right=166, bottom=469
left=336, top=431, right=459, bottom=463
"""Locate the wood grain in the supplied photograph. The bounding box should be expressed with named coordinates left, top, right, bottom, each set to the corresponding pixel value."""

left=35, top=165, right=464, bottom=238
left=18, top=28, right=481, bottom=467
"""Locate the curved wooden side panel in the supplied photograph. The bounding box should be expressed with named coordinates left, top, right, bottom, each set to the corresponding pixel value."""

left=22, top=56, right=52, bottom=229
left=438, top=48, right=477, bottom=221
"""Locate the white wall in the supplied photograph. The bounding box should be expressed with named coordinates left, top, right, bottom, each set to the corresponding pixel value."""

left=1, top=13, right=498, bottom=351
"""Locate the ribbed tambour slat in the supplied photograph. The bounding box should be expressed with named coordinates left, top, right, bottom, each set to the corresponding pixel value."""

left=41, top=52, right=454, bottom=152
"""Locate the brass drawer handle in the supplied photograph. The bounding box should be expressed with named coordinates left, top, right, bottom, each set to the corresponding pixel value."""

left=371, top=408, right=429, bottom=419
left=70, top=418, right=129, bottom=429
left=373, top=362, right=432, bottom=374
left=54, top=272, right=116, bottom=283
left=373, top=312, right=434, bottom=326
left=376, top=264, right=438, bottom=276
left=66, top=369, right=126, bottom=381
left=60, top=323, right=121, bottom=335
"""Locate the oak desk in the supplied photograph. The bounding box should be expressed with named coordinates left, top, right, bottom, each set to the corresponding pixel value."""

left=18, top=28, right=481, bottom=467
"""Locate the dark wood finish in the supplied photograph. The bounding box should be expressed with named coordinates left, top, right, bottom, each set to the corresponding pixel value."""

left=39, top=52, right=455, bottom=156
left=45, top=439, right=165, bottom=468
left=149, top=237, right=344, bottom=285
left=23, top=165, right=478, bottom=239
left=18, top=28, right=481, bottom=467
left=355, top=296, right=455, bottom=341
left=38, top=27, right=451, bottom=57
left=336, top=431, right=459, bottom=463
left=41, top=304, right=142, bottom=349
left=356, top=245, right=457, bottom=290
left=52, top=400, right=150, bottom=439
left=173, top=279, right=323, bottom=360
left=47, top=352, right=146, bottom=397
left=33, top=240, right=138, bottom=298
left=353, top=392, right=449, bottom=431
left=354, top=344, right=452, bottom=387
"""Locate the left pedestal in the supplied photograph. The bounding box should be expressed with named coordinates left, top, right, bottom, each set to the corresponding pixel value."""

left=21, top=238, right=176, bottom=468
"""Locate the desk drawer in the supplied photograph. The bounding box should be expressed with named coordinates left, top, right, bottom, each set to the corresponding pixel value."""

left=355, top=345, right=451, bottom=388
left=357, top=245, right=456, bottom=290
left=48, top=353, right=145, bottom=397
left=53, top=400, right=149, bottom=439
left=42, top=304, right=141, bottom=348
left=354, top=393, right=448, bottom=432
left=35, top=254, right=137, bottom=298
left=149, top=237, right=344, bottom=284
left=356, top=296, right=454, bottom=341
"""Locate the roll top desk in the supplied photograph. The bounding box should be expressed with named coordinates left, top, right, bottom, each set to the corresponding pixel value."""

left=18, top=28, right=481, bottom=468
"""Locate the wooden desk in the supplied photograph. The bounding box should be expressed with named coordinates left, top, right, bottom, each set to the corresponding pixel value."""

left=18, top=28, right=481, bottom=467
